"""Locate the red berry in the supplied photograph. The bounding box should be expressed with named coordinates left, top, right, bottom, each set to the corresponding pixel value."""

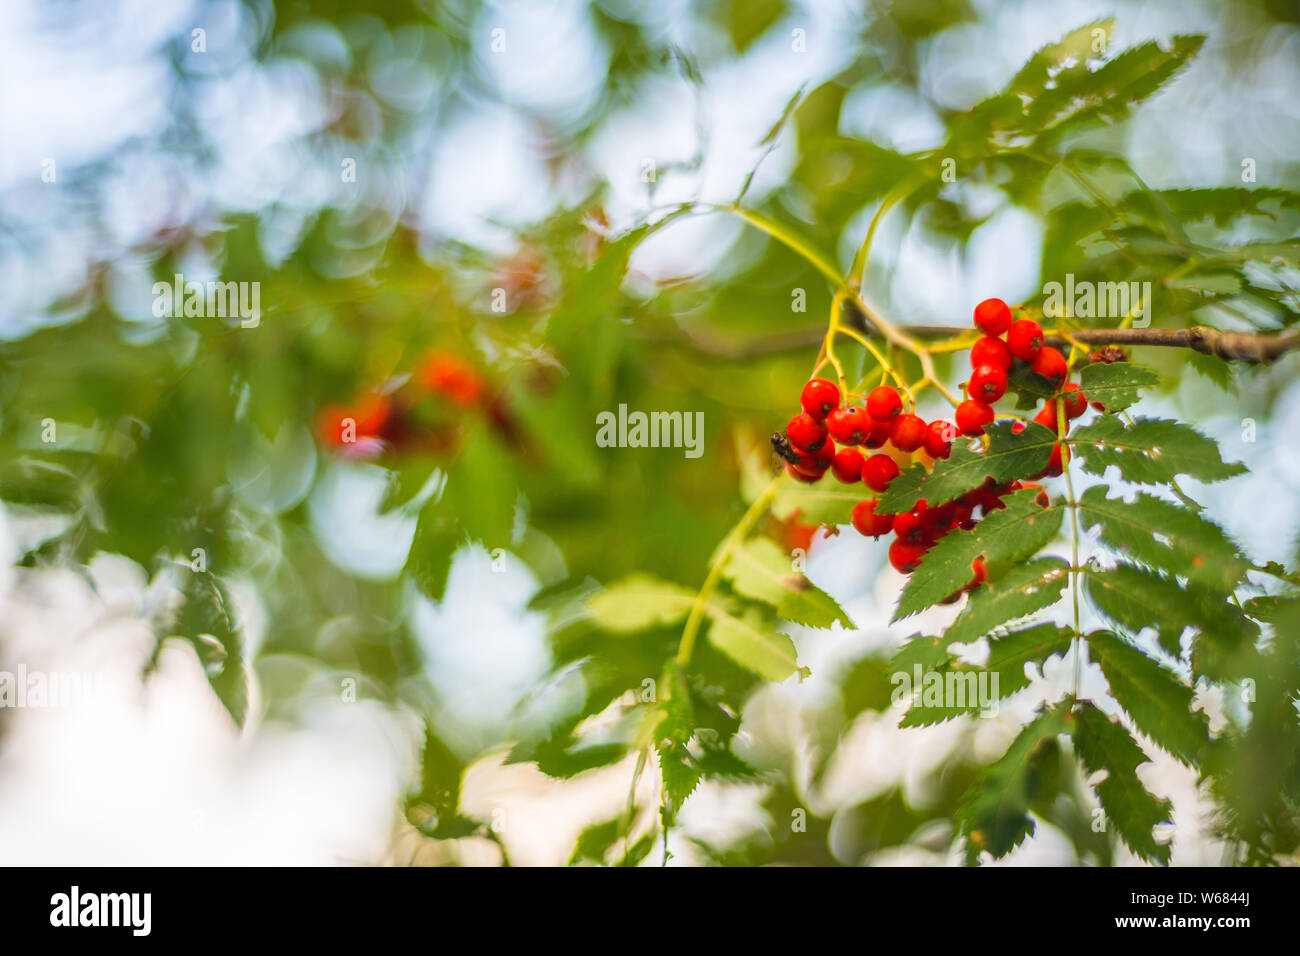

left=893, top=508, right=924, bottom=543
left=1041, top=444, right=1064, bottom=477
left=973, top=298, right=1013, bottom=336
left=889, top=538, right=928, bottom=574
left=861, top=453, right=900, bottom=492
left=831, top=447, right=865, bottom=484
left=968, top=556, right=987, bottom=589
left=1006, top=319, right=1044, bottom=361
left=866, top=386, right=903, bottom=422
left=889, top=413, right=927, bottom=452
left=969, top=364, right=1007, bottom=404
left=801, top=378, right=841, bottom=419
left=785, top=462, right=819, bottom=484
left=826, top=406, right=872, bottom=445
left=419, top=352, right=485, bottom=406
left=924, top=420, right=956, bottom=459
left=970, top=335, right=1013, bottom=372
left=955, top=399, right=995, bottom=436
left=787, top=412, right=828, bottom=451
left=1031, top=346, right=1068, bottom=383
left=851, top=500, right=894, bottom=537
left=1061, top=383, right=1087, bottom=419
left=1033, top=401, right=1058, bottom=430
left=863, top=419, right=891, bottom=449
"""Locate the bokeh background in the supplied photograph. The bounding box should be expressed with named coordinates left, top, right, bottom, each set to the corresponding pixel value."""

left=1, top=0, right=1298, bottom=865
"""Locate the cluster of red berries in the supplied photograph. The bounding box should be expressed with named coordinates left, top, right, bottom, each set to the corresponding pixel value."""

left=777, top=297, right=1081, bottom=584
left=316, top=351, right=496, bottom=458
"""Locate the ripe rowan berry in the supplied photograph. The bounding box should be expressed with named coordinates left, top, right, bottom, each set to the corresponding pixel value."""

left=1061, top=383, right=1087, bottom=419
left=419, top=352, right=485, bottom=406
left=1006, top=319, right=1044, bottom=361
left=970, top=335, right=1013, bottom=372
left=1031, top=345, right=1068, bottom=383
left=955, top=399, right=995, bottom=436
left=831, top=447, right=866, bottom=484
left=973, top=298, right=1013, bottom=336
left=1036, top=444, right=1064, bottom=478
left=864, top=419, right=891, bottom=448
left=785, top=462, right=819, bottom=483
left=851, top=500, right=894, bottom=537
left=889, top=413, right=927, bottom=452
left=866, top=385, right=903, bottom=422
left=861, top=453, right=900, bottom=492
left=801, top=378, right=841, bottom=419
left=893, top=503, right=926, bottom=543
left=827, top=405, right=872, bottom=445
left=924, top=419, right=956, bottom=459
left=889, top=538, right=928, bottom=574
left=1033, top=401, right=1057, bottom=430
left=969, top=364, right=1008, bottom=404
left=787, top=412, right=828, bottom=451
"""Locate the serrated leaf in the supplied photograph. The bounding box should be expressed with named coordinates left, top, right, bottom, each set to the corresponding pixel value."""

left=894, top=490, right=1064, bottom=619
left=1077, top=485, right=1248, bottom=592
left=723, top=537, right=850, bottom=629
left=944, top=558, right=1070, bottom=645
left=1078, top=362, right=1159, bottom=413
left=879, top=422, right=1055, bottom=513
left=957, top=706, right=1068, bottom=863
left=1005, top=363, right=1058, bottom=411
left=656, top=671, right=700, bottom=819
left=568, top=816, right=622, bottom=865
left=1069, top=416, right=1247, bottom=485
left=1086, top=630, right=1209, bottom=766
left=1084, top=561, right=1258, bottom=662
left=586, top=574, right=697, bottom=632
left=900, top=622, right=1072, bottom=727
left=706, top=604, right=805, bottom=682
left=1074, top=702, right=1173, bottom=865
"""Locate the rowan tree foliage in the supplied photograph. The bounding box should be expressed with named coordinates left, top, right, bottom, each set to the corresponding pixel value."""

left=2, top=3, right=1299, bottom=866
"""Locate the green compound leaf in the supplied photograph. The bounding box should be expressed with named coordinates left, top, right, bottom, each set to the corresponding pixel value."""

left=900, top=622, right=1073, bottom=727
left=894, top=490, right=1064, bottom=620
left=944, top=558, right=1071, bottom=645
left=656, top=670, right=700, bottom=822
left=1086, top=630, right=1210, bottom=767
left=1074, top=702, right=1173, bottom=865
left=956, top=705, right=1069, bottom=863
left=1077, top=485, right=1249, bottom=593
left=1078, top=362, right=1159, bottom=413
left=1084, top=561, right=1259, bottom=661
left=723, top=537, right=851, bottom=629
left=586, top=573, right=697, bottom=632
left=880, top=422, right=1056, bottom=514
left=1068, top=416, right=1247, bottom=485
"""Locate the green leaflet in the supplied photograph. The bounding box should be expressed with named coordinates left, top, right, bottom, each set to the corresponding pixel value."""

left=771, top=474, right=864, bottom=525
left=656, top=669, right=700, bottom=821
left=1084, top=561, right=1259, bottom=663
left=1069, top=416, right=1247, bottom=485
left=586, top=573, right=697, bottom=631
left=894, top=490, right=1064, bottom=620
left=1077, top=485, right=1248, bottom=592
left=706, top=604, right=805, bottom=682
left=1086, top=630, right=1210, bottom=767
left=723, top=537, right=851, bottom=629
left=956, top=706, right=1069, bottom=863
left=1074, top=702, right=1173, bottom=865
left=1078, top=362, right=1159, bottom=413
left=900, top=623, right=1073, bottom=727
left=177, top=571, right=247, bottom=726
left=944, top=558, right=1071, bottom=645
left=879, top=421, right=1056, bottom=513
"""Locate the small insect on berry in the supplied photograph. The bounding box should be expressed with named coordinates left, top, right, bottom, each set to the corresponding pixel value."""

left=1061, top=383, right=1088, bottom=419
left=866, top=385, right=903, bottom=422
left=969, top=364, right=1008, bottom=404
left=826, top=406, right=873, bottom=445
left=889, top=413, right=928, bottom=452
left=851, top=499, right=894, bottom=537
left=787, top=412, right=828, bottom=451
left=800, top=378, right=841, bottom=419
left=955, top=399, right=995, bottom=436
left=1006, top=319, right=1044, bottom=361
left=970, top=335, right=1013, bottom=372
left=831, top=447, right=866, bottom=484
left=861, top=453, right=901, bottom=492
left=973, top=297, right=1013, bottom=336
left=924, top=419, right=956, bottom=460
left=1031, top=345, right=1068, bottom=383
